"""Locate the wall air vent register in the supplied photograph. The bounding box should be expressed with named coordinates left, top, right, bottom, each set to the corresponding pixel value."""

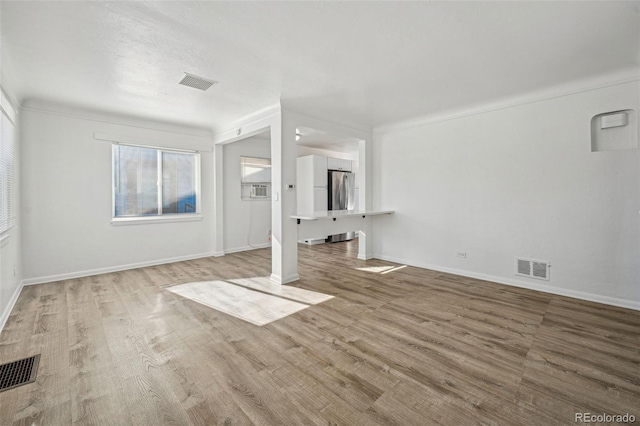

left=516, top=257, right=550, bottom=281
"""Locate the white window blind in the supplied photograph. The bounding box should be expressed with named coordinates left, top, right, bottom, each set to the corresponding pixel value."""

left=0, top=91, right=17, bottom=235
left=240, top=156, right=271, bottom=183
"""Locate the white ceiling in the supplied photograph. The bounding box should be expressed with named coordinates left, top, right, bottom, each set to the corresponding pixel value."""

left=1, top=1, right=638, bottom=132
left=296, top=126, right=360, bottom=154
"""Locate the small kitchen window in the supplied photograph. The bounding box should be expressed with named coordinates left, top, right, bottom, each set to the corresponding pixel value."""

left=240, top=156, right=271, bottom=200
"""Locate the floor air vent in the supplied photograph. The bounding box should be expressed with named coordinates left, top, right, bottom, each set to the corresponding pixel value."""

left=0, top=354, right=40, bottom=392
left=516, top=258, right=550, bottom=281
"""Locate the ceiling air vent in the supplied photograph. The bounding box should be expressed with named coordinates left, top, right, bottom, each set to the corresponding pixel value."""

left=515, top=257, right=550, bottom=281
left=178, top=73, right=217, bottom=91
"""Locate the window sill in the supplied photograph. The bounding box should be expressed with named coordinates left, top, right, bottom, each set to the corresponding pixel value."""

left=111, top=214, right=203, bottom=226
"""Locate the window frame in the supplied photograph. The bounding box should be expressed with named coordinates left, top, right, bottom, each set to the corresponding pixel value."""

left=111, top=142, right=202, bottom=225
left=0, top=88, right=17, bottom=237
left=240, top=155, right=272, bottom=201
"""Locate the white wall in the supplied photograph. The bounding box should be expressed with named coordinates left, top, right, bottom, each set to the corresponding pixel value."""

left=223, top=136, right=272, bottom=253
left=296, top=145, right=358, bottom=161
left=21, top=107, right=215, bottom=284
left=373, top=81, right=640, bottom=309
left=0, top=86, right=22, bottom=331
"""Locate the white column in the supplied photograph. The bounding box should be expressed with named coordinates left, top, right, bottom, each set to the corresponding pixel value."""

left=358, top=137, right=374, bottom=260
left=213, top=144, right=224, bottom=256
left=270, top=112, right=299, bottom=283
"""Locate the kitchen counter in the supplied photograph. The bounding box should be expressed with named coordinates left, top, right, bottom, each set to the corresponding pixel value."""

left=291, top=209, right=394, bottom=221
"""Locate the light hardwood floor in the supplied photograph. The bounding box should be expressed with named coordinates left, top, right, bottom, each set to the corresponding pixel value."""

left=1, top=240, right=638, bottom=425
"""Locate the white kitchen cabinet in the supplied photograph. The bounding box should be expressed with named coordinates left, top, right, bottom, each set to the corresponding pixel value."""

left=313, top=187, right=328, bottom=211
left=297, top=155, right=330, bottom=245
left=313, top=156, right=328, bottom=187
left=327, top=157, right=352, bottom=172
left=297, top=155, right=328, bottom=213
left=327, top=157, right=339, bottom=171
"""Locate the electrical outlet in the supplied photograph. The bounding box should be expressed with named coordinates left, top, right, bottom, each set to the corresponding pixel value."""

left=456, top=252, right=466, bottom=258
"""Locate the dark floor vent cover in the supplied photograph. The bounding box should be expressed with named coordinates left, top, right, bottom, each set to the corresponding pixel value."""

left=0, top=354, right=40, bottom=392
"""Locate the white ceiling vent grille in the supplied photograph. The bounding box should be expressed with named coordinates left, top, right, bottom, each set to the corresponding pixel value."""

left=515, top=257, right=550, bottom=281
left=178, top=73, right=217, bottom=91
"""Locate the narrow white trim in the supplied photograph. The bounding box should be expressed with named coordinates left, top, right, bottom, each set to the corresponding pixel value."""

left=283, top=273, right=300, bottom=284
left=270, top=273, right=282, bottom=284
left=0, top=84, right=20, bottom=118
left=270, top=273, right=300, bottom=285
left=212, top=251, right=225, bottom=257
left=20, top=102, right=213, bottom=138
left=216, top=104, right=281, bottom=137
left=373, top=254, right=640, bottom=312
left=0, top=233, right=11, bottom=248
left=224, top=243, right=272, bottom=254
left=357, top=253, right=374, bottom=260
left=111, top=214, right=203, bottom=226
left=281, top=108, right=371, bottom=139
left=375, top=72, right=640, bottom=135
left=0, top=280, right=24, bottom=334
left=95, top=132, right=212, bottom=152
left=0, top=87, right=18, bottom=124
left=22, top=251, right=219, bottom=286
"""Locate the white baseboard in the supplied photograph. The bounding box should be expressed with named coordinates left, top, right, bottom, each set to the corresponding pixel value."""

left=270, top=273, right=300, bottom=285
left=0, top=280, right=24, bottom=334
left=357, top=253, right=374, bottom=260
left=224, top=243, right=272, bottom=254
left=373, top=254, right=640, bottom=312
left=22, top=251, right=220, bottom=286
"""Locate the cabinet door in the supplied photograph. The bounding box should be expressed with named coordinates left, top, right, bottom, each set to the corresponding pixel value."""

left=339, top=159, right=352, bottom=172
left=313, top=155, right=328, bottom=187
left=327, top=157, right=339, bottom=171
left=313, top=187, right=328, bottom=211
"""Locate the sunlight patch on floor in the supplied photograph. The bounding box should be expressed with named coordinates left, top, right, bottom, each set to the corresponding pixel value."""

left=380, top=265, right=407, bottom=274
left=355, top=265, right=396, bottom=273
left=227, top=276, right=334, bottom=305
left=355, top=265, right=407, bottom=274
left=166, top=280, right=332, bottom=326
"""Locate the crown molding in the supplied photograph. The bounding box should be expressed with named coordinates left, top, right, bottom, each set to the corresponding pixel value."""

left=21, top=99, right=214, bottom=139
left=374, top=68, right=640, bottom=135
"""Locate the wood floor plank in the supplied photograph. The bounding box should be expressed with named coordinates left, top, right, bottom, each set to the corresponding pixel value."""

left=1, top=240, right=638, bottom=425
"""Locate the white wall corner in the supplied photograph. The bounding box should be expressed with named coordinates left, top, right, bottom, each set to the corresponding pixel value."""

left=0, top=280, right=24, bottom=335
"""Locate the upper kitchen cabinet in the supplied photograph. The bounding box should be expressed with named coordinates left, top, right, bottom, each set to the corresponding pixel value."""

left=297, top=155, right=327, bottom=188
left=327, top=157, right=352, bottom=172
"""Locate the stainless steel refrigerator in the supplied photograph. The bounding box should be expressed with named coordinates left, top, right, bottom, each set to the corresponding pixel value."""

left=327, top=170, right=356, bottom=242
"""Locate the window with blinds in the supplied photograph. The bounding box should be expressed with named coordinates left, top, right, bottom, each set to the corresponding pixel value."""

left=113, top=144, right=200, bottom=218
left=0, top=90, right=17, bottom=235
left=240, top=156, right=271, bottom=200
